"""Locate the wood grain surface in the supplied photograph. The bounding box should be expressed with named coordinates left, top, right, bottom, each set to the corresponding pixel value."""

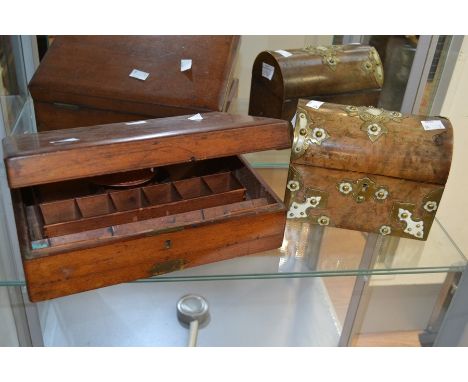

left=30, top=36, right=240, bottom=130
left=3, top=112, right=291, bottom=188
left=287, top=164, right=444, bottom=238
left=24, top=210, right=285, bottom=302
left=292, top=100, right=453, bottom=185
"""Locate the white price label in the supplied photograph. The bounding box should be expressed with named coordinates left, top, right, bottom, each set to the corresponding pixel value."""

left=421, top=120, right=446, bottom=131
left=181, top=59, right=192, bottom=72
left=129, top=69, right=149, bottom=81
left=188, top=113, right=203, bottom=121
left=306, top=100, right=324, bottom=110
left=421, top=119, right=445, bottom=131
left=275, top=50, right=292, bottom=58
left=125, top=120, right=147, bottom=125
left=262, top=62, right=275, bottom=80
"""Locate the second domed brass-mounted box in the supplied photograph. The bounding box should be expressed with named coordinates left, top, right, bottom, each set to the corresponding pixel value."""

left=248, top=44, right=384, bottom=123
left=285, top=100, right=453, bottom=241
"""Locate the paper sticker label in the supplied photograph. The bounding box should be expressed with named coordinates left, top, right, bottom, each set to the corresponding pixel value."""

left=262, top=62, right=275, bottom=80
left=181, top=59, right=192, bottom=72
left=125, top=120, right=147, bottom=125
left=49, top=138, right=80, bottom=144
left=421, top=120, right=445, bottom=131
left=129, top=69, right=149, bottom=81
left=306, top=100, right=324, bottom=110
left=188, top=113, right=203, bottom=121
left=275, top=50, right=292, bottom=58
left=291, top=114, right=297, bottom=128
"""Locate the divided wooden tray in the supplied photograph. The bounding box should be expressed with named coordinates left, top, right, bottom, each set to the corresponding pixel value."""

left=38, top=171, right=246, bottom=237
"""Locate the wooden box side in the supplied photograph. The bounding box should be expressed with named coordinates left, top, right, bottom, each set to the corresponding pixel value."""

left=285, top=164, right=445, bottom=241
left=23, top=208, right=285, bottom=302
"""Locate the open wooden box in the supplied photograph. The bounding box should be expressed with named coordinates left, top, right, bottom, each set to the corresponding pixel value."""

left=3, top=112, right=290, bottom=302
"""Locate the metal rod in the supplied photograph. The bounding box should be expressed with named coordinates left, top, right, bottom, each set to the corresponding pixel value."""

left=188, top=320, right=199, bottom=347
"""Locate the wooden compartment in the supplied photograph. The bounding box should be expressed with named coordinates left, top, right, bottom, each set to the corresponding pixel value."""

left=173, top=177, right=212, bottom=199
left=142, top=183, right=181, bottom=205
left=76, top=194, right=115, bottom=218
left=202, top=172, right=243, bottom=194
left=110, top=189, right=146, bottom=211
left=39, top=199, right=81, bottom=225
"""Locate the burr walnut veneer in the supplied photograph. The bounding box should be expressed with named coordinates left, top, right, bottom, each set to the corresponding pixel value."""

left=285, top=100, right=453, bottom=241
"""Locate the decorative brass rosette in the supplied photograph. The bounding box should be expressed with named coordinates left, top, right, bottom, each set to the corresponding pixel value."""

left=345, top=105, right=406, bottom=142
left=302, top=45, right=344, bottom=71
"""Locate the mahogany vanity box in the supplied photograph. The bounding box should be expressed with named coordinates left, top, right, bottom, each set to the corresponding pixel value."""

left=29, top=36, right=240, bottom=131
left=248, top=45, right=384, bottom=122
left=285, top=100, right=453, bottom=240
left=3, top=112, right=290, bottom=302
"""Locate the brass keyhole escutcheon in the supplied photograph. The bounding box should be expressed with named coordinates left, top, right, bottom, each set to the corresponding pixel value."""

left=164, top=240, right=172, bottom=249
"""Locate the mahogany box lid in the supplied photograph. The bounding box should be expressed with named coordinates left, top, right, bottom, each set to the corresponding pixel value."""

left=29, top=36, right=240, bottom=114
left=3, top=112, right=290, bottom=188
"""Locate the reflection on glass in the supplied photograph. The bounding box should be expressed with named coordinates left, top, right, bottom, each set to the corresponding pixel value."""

left=0, top=36, right=28, bottom=135
left=367, top=35, right=418, bottom=111
left=419, top=36, right=452, bottom=115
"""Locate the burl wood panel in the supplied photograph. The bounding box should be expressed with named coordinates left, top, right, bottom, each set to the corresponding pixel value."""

left=293, top=100, right=453, bottom=185
left=3, top=112, right=291, bottom=188
left=249, top=45, right=383, bottom=121
left=286, top=164, right=443, bottom=239
left=30, top=36, right=240, bottom=131
left=24, top=211, right=285, bottom=302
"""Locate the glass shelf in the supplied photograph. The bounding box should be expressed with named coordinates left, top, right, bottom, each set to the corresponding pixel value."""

left=0, top=164, right=465, bottom=287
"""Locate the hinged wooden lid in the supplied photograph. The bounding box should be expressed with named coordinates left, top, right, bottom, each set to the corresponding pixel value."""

left=3, top=112, right=290, bottom=188
left=29, top=36, right=240, bottom=114
left=292, top=100, right=453, bottom=185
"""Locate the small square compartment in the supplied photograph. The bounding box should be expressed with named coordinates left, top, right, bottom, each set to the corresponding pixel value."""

left=203, top=172, right=243, bottom=194
left=142, top=183, right=181, bottom=205
left=110, top=189, right=145, bottom=211
left=40, top=199, right=81, bottom=225
left=76, top=194, right=115, bottom=218
left=173, top=177, right=212, bottom=199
